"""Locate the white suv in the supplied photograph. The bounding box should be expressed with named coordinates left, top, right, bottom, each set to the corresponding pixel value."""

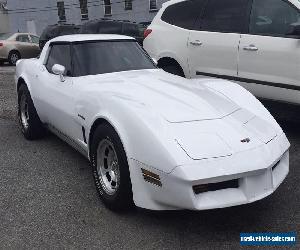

left=144, top=0, right=300, bottom=105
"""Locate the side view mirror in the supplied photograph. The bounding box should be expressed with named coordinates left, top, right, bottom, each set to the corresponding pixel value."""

left=52, top=64, right=66, bottom=82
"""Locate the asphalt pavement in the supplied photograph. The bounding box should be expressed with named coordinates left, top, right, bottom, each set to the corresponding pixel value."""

left=0, top=65, right=299, bottom=249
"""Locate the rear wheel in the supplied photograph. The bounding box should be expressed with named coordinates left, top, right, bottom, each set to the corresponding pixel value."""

left=8, top=51, right=20, bottom=65
left=90, top=123, right=133, bottom=211
left=18, top=84, right=45, bottom=140
left=160, top=64, right=185, bottom=77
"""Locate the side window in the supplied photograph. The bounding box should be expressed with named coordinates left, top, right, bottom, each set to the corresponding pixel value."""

left=16, top=35, right=30, bottom=43
left=249, top=0, right=300, bottom=37
left=80, top=23, right=98, bottom=34
left=161, top=0, right=205, bottom=30
left=46, top=44, right=72, bottom=76
left=200, top=0, right=249, bottom=33
left=99, top=21, right=122, bottom=34
left=122, top=23, right=139, bottom=36
left=30, top=35, right=39, bottom=44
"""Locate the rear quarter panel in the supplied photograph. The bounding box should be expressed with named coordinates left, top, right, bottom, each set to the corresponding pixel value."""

left=143, top=7, right=191, bottom=77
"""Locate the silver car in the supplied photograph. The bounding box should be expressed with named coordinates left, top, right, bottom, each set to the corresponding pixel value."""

left=0, top=33, right=40, bottom=65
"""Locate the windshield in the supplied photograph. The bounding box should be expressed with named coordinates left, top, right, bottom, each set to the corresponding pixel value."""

left=0, top=33, right=13, bottom=40
left=72, top=40, right=156, bottom=77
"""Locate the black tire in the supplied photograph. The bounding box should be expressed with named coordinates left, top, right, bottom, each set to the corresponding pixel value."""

left=18, top=84, right=45, bottom=140
left=90, top=123, right=133, bottom=211
left=161, top=64, right=185, bottom=77
left=8, top=51, right=20, bottom=66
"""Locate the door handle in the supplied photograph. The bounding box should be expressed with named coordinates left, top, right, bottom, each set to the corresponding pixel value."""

left=243, top=45, right=258, bottom=51
left=190, top=40, right=203, bottom=46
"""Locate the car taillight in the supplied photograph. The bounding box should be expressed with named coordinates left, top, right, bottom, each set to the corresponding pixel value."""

left=0, top=42, right=3, bottom=47
left=144, top=29, right=152, bottom=39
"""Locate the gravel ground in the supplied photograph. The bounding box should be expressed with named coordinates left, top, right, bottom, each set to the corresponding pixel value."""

left=0, top=66, right=299, bottom=249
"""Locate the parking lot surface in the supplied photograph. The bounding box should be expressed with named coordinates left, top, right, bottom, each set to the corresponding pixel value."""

left=0, top=65, right=299, bottom=249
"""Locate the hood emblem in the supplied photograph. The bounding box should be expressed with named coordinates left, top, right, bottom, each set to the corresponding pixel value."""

left=241, top=138, right=251, bottom=143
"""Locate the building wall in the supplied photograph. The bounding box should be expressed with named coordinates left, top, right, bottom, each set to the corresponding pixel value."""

left=0, top=3, right=9, bottom=33
left=7, top=0, right=168, bottom=35
left=0, top=10, right=9, bottom=33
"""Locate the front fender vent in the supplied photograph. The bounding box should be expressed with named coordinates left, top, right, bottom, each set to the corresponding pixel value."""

left=141, top=168, right=162, bottom=187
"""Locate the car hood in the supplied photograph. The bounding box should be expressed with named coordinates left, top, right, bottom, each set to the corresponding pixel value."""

left=170, top=109, right=278, bottom=160
left=76, top=69, right=279, bottom=165
left=82, top=69, right=240, bottom=123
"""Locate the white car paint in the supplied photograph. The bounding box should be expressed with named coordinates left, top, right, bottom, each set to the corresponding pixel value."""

left=188, top=31, right=240, bottom=79
left=144, top=0, right=300, bottom=105
left=16, top=34, right=290, bottom=210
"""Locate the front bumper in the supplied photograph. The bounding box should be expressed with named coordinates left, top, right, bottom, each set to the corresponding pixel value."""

left=131, top=133, right=290, bottom=210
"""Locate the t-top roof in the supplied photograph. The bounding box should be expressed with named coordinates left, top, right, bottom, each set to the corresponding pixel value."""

left=50, top=34, right=135, bottom=43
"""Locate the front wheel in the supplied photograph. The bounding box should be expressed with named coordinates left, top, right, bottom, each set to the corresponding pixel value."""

left=18, top=84, right=45, bottom=140
left=90, top=123, right=133, bottom=211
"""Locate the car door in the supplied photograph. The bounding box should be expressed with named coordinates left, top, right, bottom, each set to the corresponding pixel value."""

left=15, top=34, right=32, bottom=58
left=36, top=43, right=81, bottom=141
left=29, top=35, right=41, bottom=57
left=188, top=0, right=251, bottom=79
left=238, top=0, right=300, bottom=104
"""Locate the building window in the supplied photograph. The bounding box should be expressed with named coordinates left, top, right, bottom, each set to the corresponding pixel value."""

left=0, top=0, right=8, bottom=11
left=125, top=0, right=132, bottom=10
left=149, top=0, right=158, bottom=11
left=104, top=0, right=112, bottom=16
left=79, top=0, right=89, bottom=20
left=57, top=1, right=66, bottom=22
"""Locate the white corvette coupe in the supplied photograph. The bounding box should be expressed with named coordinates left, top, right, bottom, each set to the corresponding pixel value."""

left=15, top=34, right=290, bottom=211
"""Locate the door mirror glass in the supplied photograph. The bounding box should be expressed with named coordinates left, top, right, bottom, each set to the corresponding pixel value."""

left=52, top=64, right=66, bottom=81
